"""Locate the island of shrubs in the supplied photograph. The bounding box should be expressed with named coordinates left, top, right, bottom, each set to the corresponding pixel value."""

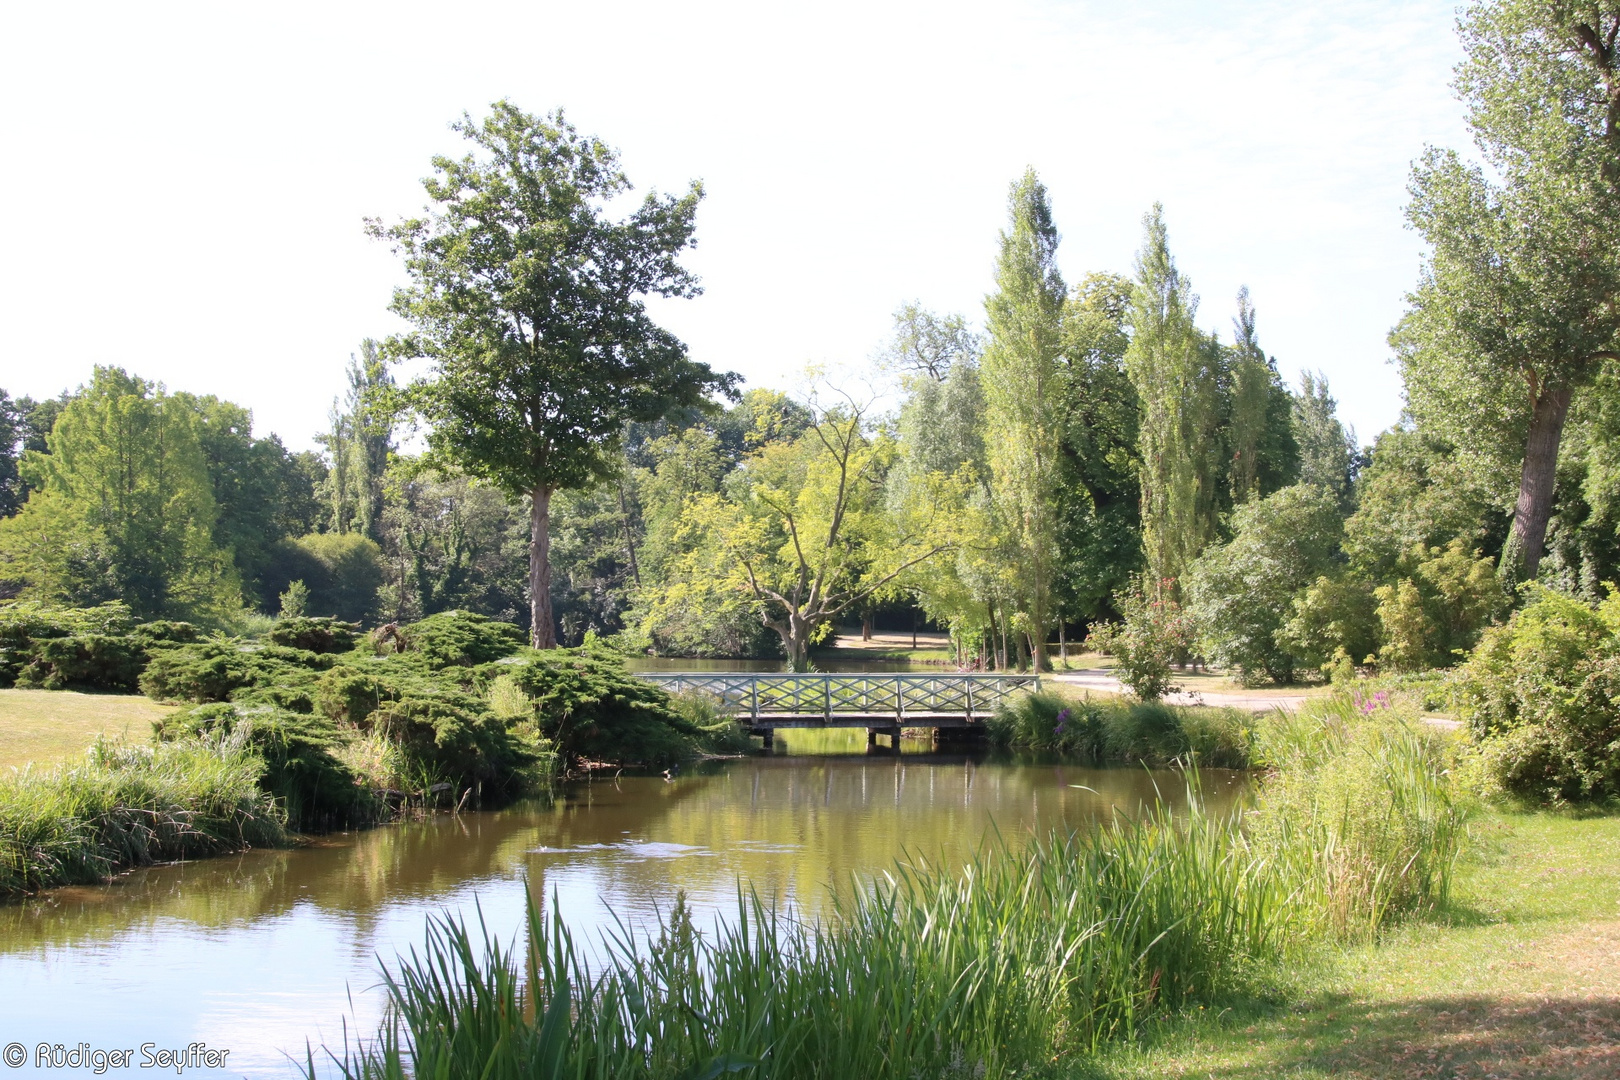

left=0, top=602, right=748, bottom=895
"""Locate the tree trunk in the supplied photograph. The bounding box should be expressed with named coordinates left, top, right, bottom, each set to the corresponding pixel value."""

left=529, top=486, right=557, bottom=649
left=786, top=623, right=812, bottom=672
left=985, top=603, right=1001, bottom=671
left=1059, top=623, right=1067, bottom=665
left=616, top=480, right=640, bottom=586
left=1504, top=383, right=1575, bottom=584
left=862, top=611, right=873, bottom=642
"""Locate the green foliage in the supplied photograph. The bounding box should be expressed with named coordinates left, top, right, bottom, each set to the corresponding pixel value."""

left=14, top=635, right=145, bottom=692
left=265, top=615, right=360, bottom=654
left=1055, top=272, right=1143, bottom=623
left=1250, top=694, right=1470, bottom=937
left=0, top=602, right=191, bottom=690
left=261, top=532, right=385, bottom=625
left=1452, top=585, right=1620, bottom=804
left=1374, top=539, right=1505, bottom=672
left=0, top=368, right=240, bottom=621
left=1086, top=580, right=1192, bottom=700
left=1398, top=1, right=1620, bottom=578
left=138, top=638, right=330, bottom=705
left=372, top=101, right=734, bottom=647
left=495, top=648, right=703, bottom=768
left=0, top=738, right=287, bottom=896
left=987, top=691, right=1252, bottom=768
left=982, top=168, right=1067, bottom=670
left=1293, top=372, right=1358, bottom=506
left=401, top=610, right=526, bottom=668
left=1282, top=574, right=1381, bottom=675
left=156, top=703, right=375, bottom=828
left=375, top=463, right=528, bottom=627
left=1186, top=484, right=1345, bottom=685
left=1126, top=207, right=1224, bottom=595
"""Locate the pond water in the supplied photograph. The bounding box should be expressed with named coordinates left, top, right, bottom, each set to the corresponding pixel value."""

left=0, top=742, right=1244, bottom=1078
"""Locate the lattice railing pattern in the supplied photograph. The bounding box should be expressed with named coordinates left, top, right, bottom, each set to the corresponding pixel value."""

left=635, top=673, right=1040, bottom=720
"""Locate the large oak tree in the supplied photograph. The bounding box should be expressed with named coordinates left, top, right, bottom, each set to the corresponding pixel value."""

left=371, top=103, right=735, bottom=647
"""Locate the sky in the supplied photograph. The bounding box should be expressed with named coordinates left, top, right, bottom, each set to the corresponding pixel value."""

left=0, top=0, right=1468, bottom=452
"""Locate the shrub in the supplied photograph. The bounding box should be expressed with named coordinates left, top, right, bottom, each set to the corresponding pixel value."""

left=1086, top=580, right=1191, bottom=700
left=403, top=610, right=526, bottom=668
left=495, top=648, right=703, bottom=768
left=14, top=634, right=145, bottom=691
left=0, top=601, right=138, bottom=686
left=139, top=639, right=331, bottom=704
left=1282, top=574, right=1380, bottom=675
left=1451, top=586, right=1620, bottom=803
left=265, top=616, right=360, bottom=654
left=157, top=704, right=375, bottom=828
left=1374, top=539, right=1506, bottom=672
left=1185, top=484, right=1344, bottom=685
left=314, top=667, right=393, bottom=726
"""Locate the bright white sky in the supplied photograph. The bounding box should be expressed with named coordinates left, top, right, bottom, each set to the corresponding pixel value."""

left=0, top=0, right=1465, bottom=453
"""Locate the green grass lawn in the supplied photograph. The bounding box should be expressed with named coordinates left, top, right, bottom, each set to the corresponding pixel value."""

left=0, top=688, right=175, bottom=770
left=1081, top=811, right=1620, bottom=1079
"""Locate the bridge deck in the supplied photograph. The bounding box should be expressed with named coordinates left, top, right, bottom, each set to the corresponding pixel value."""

left=633, top=672, right=1041, bottom=730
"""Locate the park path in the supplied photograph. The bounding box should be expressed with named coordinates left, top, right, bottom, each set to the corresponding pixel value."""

left=1046, top=669, right=1309, bottom=712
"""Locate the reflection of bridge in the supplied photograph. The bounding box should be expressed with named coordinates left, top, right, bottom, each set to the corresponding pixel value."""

left=634, top=672, right=1041, bottom=748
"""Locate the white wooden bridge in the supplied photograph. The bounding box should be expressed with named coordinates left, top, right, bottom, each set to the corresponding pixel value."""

left=634, top=672, right=1041, bottom=747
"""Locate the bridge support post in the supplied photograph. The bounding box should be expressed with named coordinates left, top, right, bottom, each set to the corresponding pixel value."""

left=760, top=729, right=774, bottom=752
left=867, top=728, right=878, bottom=747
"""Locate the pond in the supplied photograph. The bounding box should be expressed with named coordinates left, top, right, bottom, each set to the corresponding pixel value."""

left=0, top=744, right=1245, bottom=1078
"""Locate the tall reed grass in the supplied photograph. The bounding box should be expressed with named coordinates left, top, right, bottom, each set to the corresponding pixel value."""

left=1249, top=695, right=1470, bottom=938
left=988, top=691, right=1253, bottom=768
left=311, top=692, right=1471, bottom=1078
left=0, top=738, right=287, bottom=896
left=315, top=791, right=1288, bottom=1080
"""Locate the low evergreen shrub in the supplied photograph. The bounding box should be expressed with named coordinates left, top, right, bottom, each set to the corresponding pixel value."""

left=265, top=616, right=360, bottom=654
left=401, top=610, right=526, bottom=668
left=493, top=648, right=703, bottom=768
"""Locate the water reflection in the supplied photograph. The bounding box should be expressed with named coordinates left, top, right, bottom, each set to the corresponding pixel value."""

left=0, top=754, right=1243, bottom=1078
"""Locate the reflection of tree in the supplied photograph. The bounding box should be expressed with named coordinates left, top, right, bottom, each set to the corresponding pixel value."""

left=0, top=761, right=1244, bottom=958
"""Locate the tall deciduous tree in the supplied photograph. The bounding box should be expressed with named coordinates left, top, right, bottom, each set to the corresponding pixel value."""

left=0, top=368, right=238, bottom=619
left=701, top=387, right=962, bottom=671
left=1056, top=272, right=1142, bottom=623
left=1293, top=371, right=1357, bottom=504
left=371, top=102, right=735, bottom=647
left=1400, top=1, right=1620, bottom=582
left=882, top=304, right=982, bottom=382
left=981, top=169, right=1067, bottom=671
left=1125, top=205, right=1219, bottom=597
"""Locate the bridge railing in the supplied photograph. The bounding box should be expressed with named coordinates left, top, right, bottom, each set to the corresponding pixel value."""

left=633, top=672, right=1041, bottom=721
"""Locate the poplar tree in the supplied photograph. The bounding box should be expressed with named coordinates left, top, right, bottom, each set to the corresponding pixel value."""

left=981, top=169, right=1067, bottom=671
left=1125, top=206, right=1214, bottom=597
left=1400, top=1, right=1620, bottom=582
left=1227, top=288, right=1271, bottom=504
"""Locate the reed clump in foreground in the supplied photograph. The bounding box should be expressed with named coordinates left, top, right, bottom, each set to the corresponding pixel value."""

left=314, top=698, right=1469, bottom=1080
left=0, top=736, right=288, bottom=896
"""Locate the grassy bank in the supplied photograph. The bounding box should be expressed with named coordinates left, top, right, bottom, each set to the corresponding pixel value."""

left=0, top=689, right=175, bottom=770
left=1087, top=811, right=1620, bottom=1079
left=310, top=700, right=1468, bottom=1079
left=0, top=738, right=288, bottom=895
